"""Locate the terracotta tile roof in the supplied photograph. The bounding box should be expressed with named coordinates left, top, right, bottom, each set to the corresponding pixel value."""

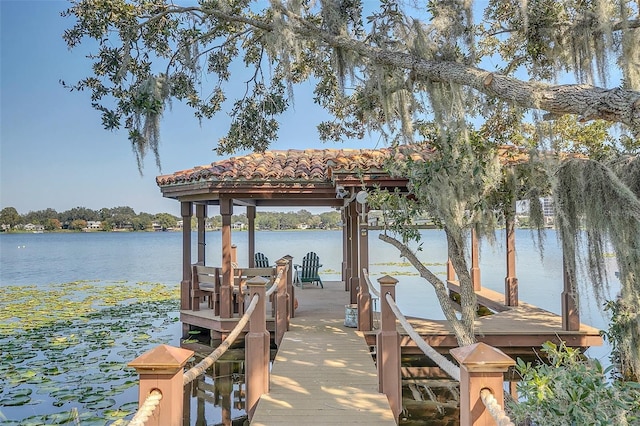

left=156, top=148, right=403, bottom=186
left=156, top=145, right=525, bottom=186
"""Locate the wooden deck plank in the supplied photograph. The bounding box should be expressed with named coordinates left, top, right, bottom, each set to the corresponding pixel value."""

left=251, top=281, right=396, bottom=425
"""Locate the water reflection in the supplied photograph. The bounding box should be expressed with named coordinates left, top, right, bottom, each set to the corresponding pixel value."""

left=182, top=346, right=248, bottom=426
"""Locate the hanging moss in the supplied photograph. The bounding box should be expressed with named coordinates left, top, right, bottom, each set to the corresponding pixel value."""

left=553, top=157, right=640, bottom=378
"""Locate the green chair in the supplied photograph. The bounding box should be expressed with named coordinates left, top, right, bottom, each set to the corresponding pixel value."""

left=294, top=252, right=323, bottom=288
left=254, top=252, right=270, bottom=268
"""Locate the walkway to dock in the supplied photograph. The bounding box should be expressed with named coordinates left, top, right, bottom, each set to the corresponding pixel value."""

left=251, top=281, right=396, bottom=425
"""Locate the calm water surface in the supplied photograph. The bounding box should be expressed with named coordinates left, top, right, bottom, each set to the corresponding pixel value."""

left=0, top=229, right=619, bottom=424
left=1, top=228, right=618, bottom=346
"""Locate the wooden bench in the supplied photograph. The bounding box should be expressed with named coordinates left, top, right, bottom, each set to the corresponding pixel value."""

left=192, top=265, right=277, bottom=314
left=233, top=267, right=277, bottom=315
left=191, top=265, right=221, bottom=311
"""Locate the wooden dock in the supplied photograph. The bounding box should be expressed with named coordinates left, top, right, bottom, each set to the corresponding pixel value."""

left=250, top=281, right=396, bottom=425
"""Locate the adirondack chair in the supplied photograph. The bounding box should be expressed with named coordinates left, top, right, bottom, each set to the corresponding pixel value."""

left=294, top=252, right=323, bottom=288
left=254, top=252, right=270, bottom=268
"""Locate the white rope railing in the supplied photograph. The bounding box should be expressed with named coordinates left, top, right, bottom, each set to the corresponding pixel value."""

left=362, top=269, right=381, bottom=298
left=127, top=389, right=162, bottom=426
left=183, top=292, right=260, bottom=385
left=265, top=267, right=286, bottom=298
left=480, top=388, right=515, bottom=426
left=384, top=292, right=461, bottom=381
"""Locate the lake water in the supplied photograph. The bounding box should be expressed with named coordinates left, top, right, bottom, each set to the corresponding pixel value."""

left=0, top=229, right=619, bottom=424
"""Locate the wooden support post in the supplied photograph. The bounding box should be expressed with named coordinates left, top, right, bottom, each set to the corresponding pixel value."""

left=349, top=203, right=359, bottom=305
left=358, top=205, right=372, bottom=331
left=562, top=252, right=580, bottom=331
left=504, top=209, right=518, bottom=306
left=450, top=343, right=515, bottom=426
left=470, top=229, right=481, bottom=291
left=248, top=206, right=256, bottom=267
left=196, top=204, right=206, bottom=266
left=377, top=275, right=401, bottom=422
left=342, top=208, right=349, bottom=291
left=220, top=198, right=233, bottom=318
left=128, top=344, right=194, bottom=426
left=275, top=258, right=288, bottom=346
left=181, top=202, right=192, bottom=314
left=245, top=276, right=270, bottom=420
left=447, top=258, right=455, bottom=283
left=283, top=255, right=295, bottom=320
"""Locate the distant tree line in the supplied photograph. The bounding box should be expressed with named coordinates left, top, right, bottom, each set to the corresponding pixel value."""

left=0, top=206, right=342, bottom=232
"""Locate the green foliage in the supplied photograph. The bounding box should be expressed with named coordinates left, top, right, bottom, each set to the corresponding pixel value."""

left=69, top=219, right=88, bottom=230
left=63, top=0, right=640, bottom=171
left=603, top=299, right=639, bottom=382
left=553, top=158, right=640, bottom=377
left=509, top=341, right=640, bottom=425
left=0, top=206, right=179, bottom=232
left=0, top=207, right=21, bottom=228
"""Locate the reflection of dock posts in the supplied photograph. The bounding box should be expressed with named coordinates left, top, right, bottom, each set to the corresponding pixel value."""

left=377, top=275, right=401, bottom=421
left=275, top=258, right=288, bottom=346
left=245, top=277, right=270, bottom=420
left=215, top=362, right=233, bottom=426
left=283, top=255, right=295, bottom=320
left=451, top=343, right=515, bottom=426
left=195, top=373, right=206, bottom=426
left=128, top=344, right=194, bottom=426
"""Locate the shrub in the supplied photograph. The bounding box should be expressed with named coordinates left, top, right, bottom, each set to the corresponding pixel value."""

left=508, top=341, right=640, bottom=425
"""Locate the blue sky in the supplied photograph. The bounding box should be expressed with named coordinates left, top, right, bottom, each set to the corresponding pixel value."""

left=0, top=1, right=381, bottom=216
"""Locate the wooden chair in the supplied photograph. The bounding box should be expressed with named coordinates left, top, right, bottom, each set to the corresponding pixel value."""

left=254, top=252, right=270, bottom=268
left=294, top=252, right=323, bottom=288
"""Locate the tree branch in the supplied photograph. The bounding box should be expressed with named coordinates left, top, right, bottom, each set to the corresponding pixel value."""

left=378, top=232, right=475, bottom=346
left=124, top=4, right=640, bottom=135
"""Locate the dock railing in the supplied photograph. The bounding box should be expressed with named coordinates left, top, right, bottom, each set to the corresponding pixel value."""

left=362, top=268, right=380, bottom=329
left=375, top=274, right=516, bottom=426
left=127, top=263, right=288, bottom=425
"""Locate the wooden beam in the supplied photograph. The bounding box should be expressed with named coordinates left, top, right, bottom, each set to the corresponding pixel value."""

left=196, top=204, right=206, bottom=265
left=504, top=206, right=518, bottom=306
left=349, top=203, right=359, bottom=305
left=181, top=202, right=192, bottom=312
left=470, top=228, right=481, bottom=291
left=220, top=197, right=233, bottom=319
left=562, top=252, right=580, bottom=331
left=247, top=206, right=256, bottom=267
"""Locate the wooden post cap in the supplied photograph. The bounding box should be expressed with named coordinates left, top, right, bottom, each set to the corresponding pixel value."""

left=377, top=275, right=398, bottom=286
left=450, top=342, right=515, bottom=372
left=247, top=276, right=269, bottom=287
left=128, top=344, right=194, bottom=374
left=276, top=258, right=289, bottom=266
